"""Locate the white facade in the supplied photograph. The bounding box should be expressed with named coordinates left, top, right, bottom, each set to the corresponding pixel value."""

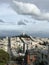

left=10, top=37, right=23, bottom=50
left=0, top=37, right=8, bottom=52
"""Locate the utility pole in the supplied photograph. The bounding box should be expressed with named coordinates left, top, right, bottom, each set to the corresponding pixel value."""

left=27, top=43, right=28, bottom=50
left=48, top=45, right=49, bottom=65
left=8, top=37, right=11, bottom=63
left=23, top=43, right=25, bottom=53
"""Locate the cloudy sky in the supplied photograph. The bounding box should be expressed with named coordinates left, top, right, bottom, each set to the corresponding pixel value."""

left=0, top=0, right=49, bottom=37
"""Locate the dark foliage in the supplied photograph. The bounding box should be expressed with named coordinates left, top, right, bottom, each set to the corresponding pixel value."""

left=0, top=49, right=10, bottom=63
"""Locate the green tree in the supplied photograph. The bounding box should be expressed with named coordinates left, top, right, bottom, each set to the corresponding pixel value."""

left=0, top=49, right=10, bottom=63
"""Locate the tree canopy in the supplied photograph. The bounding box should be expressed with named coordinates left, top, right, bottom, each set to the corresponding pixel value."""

left=0, top=49, right=10, bottom=63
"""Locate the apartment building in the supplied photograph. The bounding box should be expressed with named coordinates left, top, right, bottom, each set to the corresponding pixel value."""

left=10, top=37, right=23, bottom=51
left=0, top=37, right=8, bottom=52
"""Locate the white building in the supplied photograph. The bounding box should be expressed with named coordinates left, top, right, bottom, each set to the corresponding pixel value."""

left=0, top=37, right=8, bottom=52
left=10, top=37, right=23, bottom=50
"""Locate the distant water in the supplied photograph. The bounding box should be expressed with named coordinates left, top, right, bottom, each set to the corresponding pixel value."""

left=0, top=30, right=49, bottom=38
left=0, top=30, right=21, bottom=37
left=30, top=32, right=49, bottom=38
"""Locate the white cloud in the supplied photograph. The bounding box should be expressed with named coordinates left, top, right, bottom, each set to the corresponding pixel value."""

left=11, top=1, right=49, bottom=21
left=11, top=1, right=40, bottom=15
